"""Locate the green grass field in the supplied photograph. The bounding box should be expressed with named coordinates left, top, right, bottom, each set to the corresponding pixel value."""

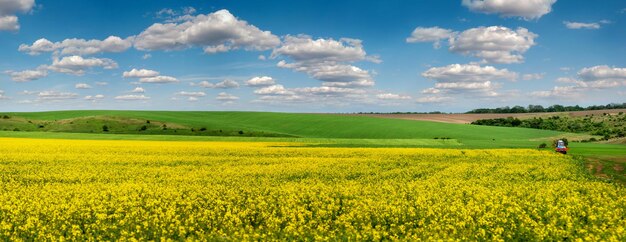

left=1, top=110, right=624, bottom=183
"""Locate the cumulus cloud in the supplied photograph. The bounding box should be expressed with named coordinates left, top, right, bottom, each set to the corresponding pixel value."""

left=449, top=26, right=537, bottom=64
left=131, top=87, right=145, bottom=93
left=84, top=94, right=104, bottom=101
left=48, top=55, right=118, bottom=75
left=421, top=63, right=517, bottom=96
left=253, top=84, right=294, bottom=95
left=122, top=68, right=159, bottom=78
left=37, top=91, right=79, bottom=100
left=406, top=27, right=455, bottom=48
left=272, top=35, right=378, bottom=87
left=522, top=73, right=544, bottom=80
left=245, top=76, right=275, bottom=87
left=75, top=83, right=92, bottom=89
left=114, top=94, right=149, bottom=100
left=415, top=96, right=454, bottom=103
left=422, top=64, right=517, bottom=82
left=0, top=15, right=18, bottom=31
left=5, top=67, right=47, bottom=82
left=134, top=9, right=280, bottom=54
left=578, top=65, right=626, bottom=83
left=0, top=0, right=36, bottom=31
left=216, top=92, right=239, bottom=101
left=194, top=79, right=239, bottom=89
left=408, top=26, right=537, bottom=64
left=139, top=75, right=179, bottom=84
left=0, top=90, right=7, bottom=99
left=18, top=36, right=133, bottom=56
left=122, top=68, right=178, bottom=84
left=563, top=21, right=600, bottom=30
left=175, top=91, right=206, bottom=97
left=376, top=93, right=411, bottom=100
left=530, top=65, right=626, bottom=99
left=461, top=0, right=556, bottom=20
left=292, top=86, right=366, bottom=96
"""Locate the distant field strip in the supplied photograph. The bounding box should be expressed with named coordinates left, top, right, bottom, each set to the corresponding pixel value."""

left=0, top=138, right=624, bottom=240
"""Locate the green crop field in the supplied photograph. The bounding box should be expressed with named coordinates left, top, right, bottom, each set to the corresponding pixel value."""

left=1, top=110, right=624, bottom=183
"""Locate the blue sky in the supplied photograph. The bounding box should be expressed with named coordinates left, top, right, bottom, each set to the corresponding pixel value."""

left=0, top=0, right=624, bottom=112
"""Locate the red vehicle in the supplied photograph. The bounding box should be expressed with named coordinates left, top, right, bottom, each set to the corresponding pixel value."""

left=555, top=140, right=568, bottom=154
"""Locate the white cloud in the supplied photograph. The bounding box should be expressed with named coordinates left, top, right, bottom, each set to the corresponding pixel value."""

left=530, top=66, right=626, bottom=99
left=48, top=55, right=118, bottom=75
left=142, top=53, right=152, bottom=60
left=530, top=86, right=581, bottom=98
left=18, top=36, right=133, bottom=56
left=245, top=76, right=275, bottom=87
left=194, top=79, right=239, bottom=89
left=0, top=90, right=7, bottom=99
left=131, top=87, right=145, bottom=93
left=216, top=92, right=239, bottom=101
left=138, top=75, right=179, bottom=83
left=37, top=91, right=79, bottom=100
left=461, top=0, right=556, bottom=20
left=84, top=94, right=104, bottom=101
left=272, top=35, right=378, bottom=87
left=5, top=67, right=47, bottom=82
left=114, top=94, right=150, bottom=100
left=0, top=15, right=18, bottom=31
left=406, top=27, right=455, bottom=48
left=0, top=0, right=35, bottom=31
left=134, top=9, right=280, bottom=54
left=421, top=87, right=441, bottom=94
left=254, top=84, right=294, bottom=95
left=421, top=64, right=517, bottom=96
left=292, top=86, right=366, bottom=96
left=563, top=21, right=601, bottom=30
left=415, top=96, right=454, bottom=103
left=522, top=73, right=544, bottom=80
left=422, top=64, right=517, bottom=82
left=175, top=91, right=206, bottom=97
left=75, top=83, right=92, bottom=89
left=272, top=35, right=371, bottom=62
left=376, top=93, right=411, bottom=100
left=449, top=26, right=537, bottom=64
left=578, top=65, right=626, bottom=83
left=122, top=68, right=159, bottom=78
left=95, top=81, right=108, bottom=86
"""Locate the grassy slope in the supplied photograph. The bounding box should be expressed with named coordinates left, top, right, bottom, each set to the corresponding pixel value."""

left=5, top=110, right=565, bottom=140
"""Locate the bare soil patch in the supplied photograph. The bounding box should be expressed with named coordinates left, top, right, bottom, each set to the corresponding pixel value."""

left=342, top=109, right=626, bottom=124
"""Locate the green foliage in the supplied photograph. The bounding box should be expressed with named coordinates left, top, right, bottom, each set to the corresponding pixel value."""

left=102, top=125, right=109, bottom=132
left=472, top=113, right=626, bottom=140
left=467, top=103, right=626, bottom=114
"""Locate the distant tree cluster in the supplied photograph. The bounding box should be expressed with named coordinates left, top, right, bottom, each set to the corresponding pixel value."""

left=472, top=114, right=626, bottom=141
left=466, top=103, right=626, bottom=114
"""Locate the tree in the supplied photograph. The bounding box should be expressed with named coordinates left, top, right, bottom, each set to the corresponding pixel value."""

left=102, top=125, right=109, bottom=132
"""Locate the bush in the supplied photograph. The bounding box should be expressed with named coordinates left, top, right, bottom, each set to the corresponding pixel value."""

left=199, top=127, right=207, bottom=131
left=146, top=120, right=150, bottom=124
left=538, top=143, right=547, bottom=148
left=102, top=125, right=109, bottom=132
left=12, top=128, right=19, bottom=131
left=238, top=130, right=244, bottom=135
left=2, top=115, right=9, bottom=119
left=38, top=125, right=44, bottom=128
left=140, top=125, right=147, bottom=131
left=162, top=124, right=167, bottom=130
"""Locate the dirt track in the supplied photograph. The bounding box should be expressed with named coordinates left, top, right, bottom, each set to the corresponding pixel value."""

left=342, top=109, right=626, bottom=124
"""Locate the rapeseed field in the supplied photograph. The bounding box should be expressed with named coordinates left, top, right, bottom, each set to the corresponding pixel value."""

left=0, top=138, right=623, bottom=241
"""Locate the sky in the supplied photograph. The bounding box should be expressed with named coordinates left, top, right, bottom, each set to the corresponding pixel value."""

left=0, top=0, right=625, bottom=113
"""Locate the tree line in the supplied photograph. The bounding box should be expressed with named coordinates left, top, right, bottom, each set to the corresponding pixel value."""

left=466, top=103, right=626, bottom=114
